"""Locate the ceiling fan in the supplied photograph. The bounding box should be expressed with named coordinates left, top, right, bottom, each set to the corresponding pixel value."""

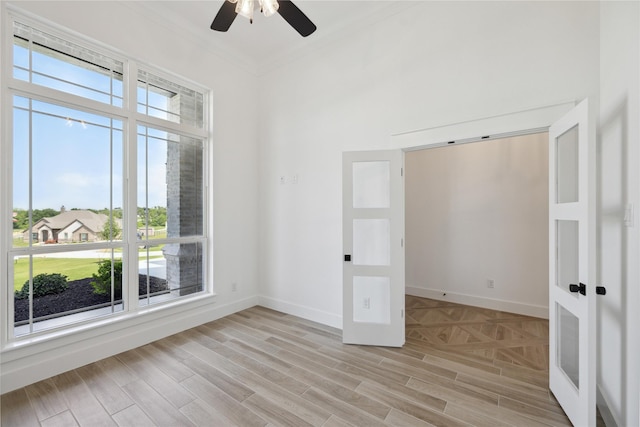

left=210, top=0, right=317, bottom=37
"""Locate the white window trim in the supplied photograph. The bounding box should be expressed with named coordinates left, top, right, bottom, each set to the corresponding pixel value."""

left=0, top=6, right=215, bottom=351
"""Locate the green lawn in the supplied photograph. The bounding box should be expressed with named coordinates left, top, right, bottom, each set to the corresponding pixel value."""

left=13, top=237, right=28, bottom=248
left=12, top=229, right=168, bottom=291
left=13, top=257, right=102, bottom=291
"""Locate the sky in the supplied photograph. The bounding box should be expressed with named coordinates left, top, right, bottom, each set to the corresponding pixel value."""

left=12, top=42, right=169, bottom=211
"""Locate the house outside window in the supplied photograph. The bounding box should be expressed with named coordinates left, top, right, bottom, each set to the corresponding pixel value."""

left=3, top=15, right=211, bottom=338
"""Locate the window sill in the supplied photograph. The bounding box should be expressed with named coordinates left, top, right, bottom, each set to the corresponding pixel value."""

left=1, top=292, right=217, bottom=360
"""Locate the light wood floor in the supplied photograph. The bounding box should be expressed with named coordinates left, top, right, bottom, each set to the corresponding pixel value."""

left=2, top=296, right=573, bottom=426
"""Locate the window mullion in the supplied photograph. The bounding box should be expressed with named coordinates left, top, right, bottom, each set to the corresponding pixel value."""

left=8, top=79, right=126, bottom=122
left=125, top=60, right=139, bottom=312
left=135, top=112, right=207, bottom=140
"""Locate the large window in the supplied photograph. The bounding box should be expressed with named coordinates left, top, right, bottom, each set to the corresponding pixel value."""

left=4, top=17, right=210, bottom=338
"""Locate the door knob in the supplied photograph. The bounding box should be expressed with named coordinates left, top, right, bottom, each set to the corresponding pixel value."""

left=569, top=283, right=586, bottom=296
left=596, top=286, right=606, bottom=295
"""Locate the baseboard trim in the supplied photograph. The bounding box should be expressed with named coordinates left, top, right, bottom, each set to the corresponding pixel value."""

left=258, top=296, right=342, bottom=329
left=597, top=385, right=619, bottom=427
left=405, top=286, right=548, bottom=319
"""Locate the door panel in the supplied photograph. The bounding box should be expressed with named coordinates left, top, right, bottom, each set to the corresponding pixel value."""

left=549, top=99, right=596, bottom=426
left=343, top=150, right=404, bottom=347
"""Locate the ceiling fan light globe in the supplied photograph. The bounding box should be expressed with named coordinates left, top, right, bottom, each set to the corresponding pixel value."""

left=235, top=0, right=254, bottom=20
left=259, top=0, right=279, bottom=17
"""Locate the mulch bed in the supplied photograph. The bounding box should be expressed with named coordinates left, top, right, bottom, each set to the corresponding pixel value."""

left=14, top=275, right=168, bottom=323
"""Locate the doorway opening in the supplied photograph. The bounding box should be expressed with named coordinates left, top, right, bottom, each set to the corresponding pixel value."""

left=403, top=131, right=553, bottom=372
left=404, top=131, right=549, bottom=318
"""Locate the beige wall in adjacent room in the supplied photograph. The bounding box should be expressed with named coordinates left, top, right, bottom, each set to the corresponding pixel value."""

left=405, top=133, right=549, bottom=316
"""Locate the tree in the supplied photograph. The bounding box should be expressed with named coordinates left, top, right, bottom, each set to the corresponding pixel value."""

left=137, top=206, right=167, bottom=228
left=148, top=206, right=167, bottom=227
left=93, top=207, right=123, bottom=219
left=12, top=209, right=28, bottom=230
left=12, top=208, right=59, bottom=230
left=99, top=218, right=122, bottom=241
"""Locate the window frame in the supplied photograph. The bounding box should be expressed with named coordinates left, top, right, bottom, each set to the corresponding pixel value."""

left=0, top=9, right=214, bottom=346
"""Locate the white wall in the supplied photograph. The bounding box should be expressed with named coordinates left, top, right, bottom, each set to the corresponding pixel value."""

left=257, top=1, right=599, bottom=327
left=405, top=134, right=549, bottom=318
left=598, top=2, right=640, bottom=426
left=1, top=1, right=260, bottom=392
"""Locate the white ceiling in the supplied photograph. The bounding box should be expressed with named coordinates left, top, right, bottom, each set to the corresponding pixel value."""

left=130, top=1, right=400, bottom=72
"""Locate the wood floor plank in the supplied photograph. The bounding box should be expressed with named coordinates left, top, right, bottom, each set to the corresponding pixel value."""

left=317, top=346, right=410, bottom=384
left=121, top=379, right=195, bottom=426
left=23, top=377, right=67, bottom=421
left=136, top=342, right=195, bottom=381
left=40, top=409, right=79, bottom=427
left=258, top=323, right=324, bottom=350
left=287, top=366, right=389, bottom=419
left=115, top=348, right=196, bottom=409
left=215, top=317, right=273, bottom=341
left=190, top=323, right=230, bottom=343
left=275, top=349, right=362, bottom=390
left=319, top=414, right=355, bottom=427
left=355, top=381, right=464, bottom=427
left=384, top=408, right=436, bottom=426
left=74, top=363, right=134, bottom=415
left=497, top=361, right=549, bottom=389
left=180, top=341, right=331, bottom=426
left=243, top=393, right=316, bottom=427
left=406, top=338, right=499, bottom=372
left=150, top=335, right=201, bottom=364
left=499, top=396, right=572, bottom=426
left=93, top=356, right=139, bottom=387
left=266, top=336, right=341, bottom=368
left=184, top=354, right=254, bottom=402
left=50, top=370, right=116, bottom=427
left=358, top=378, right=448, bottom=414
left=229, top=312, right=309, bottom=339
left=456, top=372, right=557, bottom=407
left=111, top=404, right=156, bottom=427
left=180, top=374, right=268, bottom=427
left=204, top=340, right=312, bottom=396
left=180, top=398, right=239, bottom=426
left=444, top=402, right=525, bottom=427
left=1, top=388, right=40, bottom=427
left=442, top=394, right=553, bottom=427
left=311, top=336, right=388, bottom=365
left=301, top=387, right=388, bottom=427
left=366, top=346, right=459, bottom=381
left=406, top=376, right=499, bottom=408
left=226, top=337, right=295, bottom=371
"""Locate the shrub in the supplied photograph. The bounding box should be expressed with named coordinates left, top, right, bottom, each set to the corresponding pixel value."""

left=91, top=259, right=122, bottom=295
left=15, top=273, right=68, bottom=299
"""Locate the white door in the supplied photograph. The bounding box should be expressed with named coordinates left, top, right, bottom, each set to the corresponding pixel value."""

left=342, top=150, right=405, bottom=347
left=549, top=99, right=597, bottom=426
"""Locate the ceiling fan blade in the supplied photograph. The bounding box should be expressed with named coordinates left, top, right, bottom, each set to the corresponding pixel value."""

left=277, top=0, right=317, bottom=37
left=211, top=1, right=237, bottom=32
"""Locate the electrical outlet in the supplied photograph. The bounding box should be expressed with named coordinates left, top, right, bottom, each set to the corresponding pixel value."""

left=231, top=282, right=237, bottom=292
left=363, top=297, right=371, bottom=309
left=487, top=279, right=495, bottom=289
